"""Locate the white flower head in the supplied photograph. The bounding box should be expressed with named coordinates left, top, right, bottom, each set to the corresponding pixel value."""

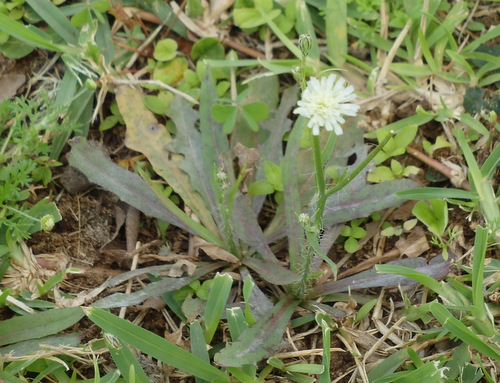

left=293, top=74, right=360, bottom=136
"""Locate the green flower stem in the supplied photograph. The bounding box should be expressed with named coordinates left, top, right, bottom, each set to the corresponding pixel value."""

left=312, top=134, right=327, bottom=230
left=326, top=131, right=394, bottom=198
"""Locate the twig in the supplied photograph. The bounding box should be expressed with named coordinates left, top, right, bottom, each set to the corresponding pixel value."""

left=406, top=146, right=471, bottom=190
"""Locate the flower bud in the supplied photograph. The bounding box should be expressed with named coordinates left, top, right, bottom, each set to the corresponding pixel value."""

left=298, top=34, right=312, bottom=56
left=85, top=78, right=97, bottom=90
left=40, top=214, right=55, bottom=231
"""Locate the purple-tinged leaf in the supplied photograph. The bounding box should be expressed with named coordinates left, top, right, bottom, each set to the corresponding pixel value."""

left=322, top=178, right=419, bottom=227
left=67, top=138, right=195, bottom=234
left=243, top=257, right=299, bottom=285
left=115, top=85, right=217, bottom=234
left=214, top=296, right=299, bottom=367
left=240, top=268, right=273, bottom=319
left=199, top=70, right=234, bottom=177
left=0, top=307, right=83, bottom=346
left=281, top=117, right=306, bottom=271
left=93, top=263, right=222, bottom=308
left=166, top=96, right=222, bottom=229
left=253, top=85, right=298, bottom=213
left=232, top=192, right=277, bottom=262
left=309, top=256, right=450, bottom=298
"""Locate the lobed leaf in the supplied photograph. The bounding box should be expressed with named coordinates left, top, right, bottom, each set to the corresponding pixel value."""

left=309, top=256, right=450, bottom=298
left=67, top=138, right=198, bottom=235
left=93, top=263, right=222, bottom=308
left=115, top=85, right=217, bottom=234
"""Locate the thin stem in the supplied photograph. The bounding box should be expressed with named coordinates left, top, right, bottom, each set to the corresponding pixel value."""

left=326, top=131, right=394, bottom=198
left=312, top=134, right=326, bottom=230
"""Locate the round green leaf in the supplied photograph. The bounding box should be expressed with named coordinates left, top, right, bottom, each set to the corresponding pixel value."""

left=191, top=37, right=224, bottom=60
left=242, top=102, right=269, bottom=122
left=344, top=237, right=359, bottom=253
left=154, top=38, right=178, bottom=62
left=211, top=104, right=236, bottom=123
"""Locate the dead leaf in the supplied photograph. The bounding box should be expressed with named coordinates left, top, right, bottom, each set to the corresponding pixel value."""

left=193, top=236, right=240, bottom=264
left=0, top=74, right=25, bottom=102
left=389, top=200, right=417, bottom=221
left=233, top=142, right=260, bottom=173
left=167, top=259, right=197, bottom=277
left=140, top=296, right=166, bottom=311
left=395, top=226, right=429, bottom=257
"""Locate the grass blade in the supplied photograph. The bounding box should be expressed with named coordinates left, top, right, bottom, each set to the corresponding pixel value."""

left=0, top=307, right=83, bottom=346
left=25, top=0, right=79, bottom=45
left=104, top=334, right=150, bottom=383
left=429, top=301, right=500, bottom=360
left=84, top=307, right=230, bottom=382
left=0, top=13, right=63, bottom=52
left=396, top=187, right=478, bottom=200
left=325, top=0, right=346, bottom=66
left=204, top=273, right=233, bottom=343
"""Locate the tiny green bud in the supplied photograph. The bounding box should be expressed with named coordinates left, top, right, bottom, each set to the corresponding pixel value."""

left=85, top=78, right=97, bottom=90
left=298, top=34, right=312, bottom=56
left=40, top=214, right=55, bottom=231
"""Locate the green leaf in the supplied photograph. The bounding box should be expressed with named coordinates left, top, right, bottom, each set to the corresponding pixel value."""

left=234, top=8, right=280, bottom=29
left=211, top=104, right=236, bottom=123
left=366, top=166, right=396, bottom=183
left=0, top=308, right=83, bottom=346
left=99, top=115, right=118, bottom=131
left=25, top=0, right=79, bottom=45
left=344, top=237, right=359, bottom=253
left=248, top=179, right=275, bottom=195
left=0, top=13, right=63, bottom=52
left=154, top=38, right=178, bottom=62
left=191, top=37, right=225, bottom=60
left=429, top=301, right=500, bottom=360
left=396, top=187, right=478, bottom=201
left=412, top=199, right=448, bottom=237
left=242, top=102, right=269, bottom=122
left=70, top=8, right=91, bottom=28
left=105, top=335, right=150, bottom=383
left=204, top=273, right=233, bottom=343
left=325, top=0, right=347, bottom=66
left=264, top=161, right=283, bottom=191
left=226, top=307, right=249, bottom=341
left=85, top=307, right=230, bottom=382
left=143, top=92, right=173, bottom=115
left=214, top=296, right=299, bottom=366
left=355, top=299, right=377, bottom=322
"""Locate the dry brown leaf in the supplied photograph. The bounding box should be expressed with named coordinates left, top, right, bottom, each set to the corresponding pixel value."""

left=395, top=226, right=429, bottom=257
left=233, top=142, right=260, bottom=173
left=167, top=259, right=197, bottom=277
left=140, top=296, right=166, bottom=311
left=193, top=236, right=240, bottom=264
left=0, top=74, right=25, bottom=102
